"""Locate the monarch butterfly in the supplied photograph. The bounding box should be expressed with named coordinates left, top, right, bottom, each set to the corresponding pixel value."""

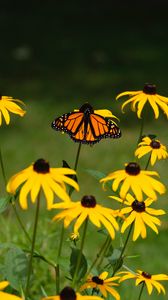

left=51, top=103, right=121, bottom=144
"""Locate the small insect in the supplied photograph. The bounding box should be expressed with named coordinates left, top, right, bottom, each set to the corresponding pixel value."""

left=51, top=103, right=121, bottom=144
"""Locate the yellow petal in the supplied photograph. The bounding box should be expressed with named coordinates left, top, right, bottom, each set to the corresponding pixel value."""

left=105, top=285, right=120, bottom=300
left=0, top=291, right=23, bottom=300
left=155, top=98, right=168, bottom=117
left=148, top=95, right=159, bottom=119
left=74, top=211, right=88, bottom=232
left=19, top=178, right=34, bottom=209
left=116, top=91, right=141, bottom=99
left=0, top=281, right=9, bottom=290
left=99, top=271, right=108, bottom=280
left=137, top=97, right=147, bottom=118
left=121, top=211, right=136, bottom=233
left=1, top=107, right=10, bottom=124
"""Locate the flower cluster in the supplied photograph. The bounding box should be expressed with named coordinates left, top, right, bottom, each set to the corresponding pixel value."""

left=1, top=86, right=168, bottom=300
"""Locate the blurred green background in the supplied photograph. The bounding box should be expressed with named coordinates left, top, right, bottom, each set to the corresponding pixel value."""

left=0, top=1, right=168, bottom=299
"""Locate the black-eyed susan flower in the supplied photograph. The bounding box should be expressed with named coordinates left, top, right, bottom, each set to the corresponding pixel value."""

left=116, top=83, right=168, bottom=119
left=80, top=271, right=120, bottom=300
left=0, top=281, right=23, bottom=300
left=7, top=158, right=79, bottom=210
left=110, top=194, right=165, bottom=241
left=135, top=136, right=168, bottom=166
left=118, top=270, right=168, bottom=295
left=100, top=162, right=166, bottom=201
left=42, top=286, right=102, bottom=300
left=52, top=195, right=119, bottom=239
left=0, top=95, right=26, bottom=125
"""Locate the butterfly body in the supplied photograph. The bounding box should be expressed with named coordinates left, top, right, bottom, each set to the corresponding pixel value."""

left=52, top=103, right=121, bottom=144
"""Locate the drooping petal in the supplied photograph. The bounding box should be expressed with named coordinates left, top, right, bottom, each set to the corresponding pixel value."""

left=74, top=211, right=88, bottom=233
left=121, top=211, right=136, bottom=233
left=142, top=213, right=159, bottom=234
left=41, top=179, right=54, bottom=209
left=0, top=281, right=9, bottom=290
left=133, top=214, right=144, bottom=241
left=151, top=280, right=165, bottom=294
left=19, top=178, right=35, bottom=209
left=6, top=167, right=32, bottom=194
left=155, top=98, right=168, bottom=118
left=105, top=285, right=120, bottom=300
left=4, top=100, right=26, bottom=116
left=0, top=291, right=23, bottom=300
left=137, top=97, right=147, bottom=118
left=148, top=95, right=160, bottom=119
left=150, top=151, right=157, bottom=166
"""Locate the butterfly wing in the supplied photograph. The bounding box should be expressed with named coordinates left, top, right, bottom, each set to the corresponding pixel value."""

left=52, top=111, right=121, bottom=144
left=52, top=112, right=84, bottom=134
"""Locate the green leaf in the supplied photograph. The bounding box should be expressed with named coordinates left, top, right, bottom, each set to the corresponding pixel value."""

left=105, top=244, right=113, bottom=258
left=4, top=247, right=29, bottom=291
left=57, top=256, right=70, bottom=271
left=0, top=197, right=10, bottom=213
left=70, top=247, right=87, bottom=281
left=108, top=248, right=123, bottom=269
left=84, top=169, right=106, bottom=180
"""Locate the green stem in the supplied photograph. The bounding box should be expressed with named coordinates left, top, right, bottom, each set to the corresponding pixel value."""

left=72, top=218, right=88, bottom=288
left=25, top=192, right=41, bottom=299
left=96, top=235, right=111, bottom=269
left=11, top=201, right=32, bottom=243
left=0, top=148, right=7, bottom=185
left=69, top=143, right=82, bottom=196
left=81, top=235, right=110, bottom=287
left=112, top=223, right=133, bottom=276
left=137, top=118, right=144, bottom=145
left=55, top=223, right=64, bottom=294
left=55, top=143, right=82, bottom=292
left=145, top=154, right=151, bottom=170
left=137, top=282, right=145, bottom=300
left=74, top=143, right=82, bottom=171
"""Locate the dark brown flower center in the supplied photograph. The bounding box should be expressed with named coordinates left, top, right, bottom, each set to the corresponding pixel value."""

left=60, top=287, right=76, bottom=300
left=33, top=159, right=50, bottom=173
left=132, top=200, right=145, bottom=212
left=142, top=271, right=152, bottom=279
left=125, top=162, right=140, bottom=175
left=143, top=83, right=156, bottom=95
left=79, top=103, right=94, bottom=114
left=92, top=276, right=104, bottom=285
left=81, top=195, right=96, bottom=208
left=150, top=140, right=161, bottom=149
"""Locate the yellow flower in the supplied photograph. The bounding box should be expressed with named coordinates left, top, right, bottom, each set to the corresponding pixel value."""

left=0, top=95, right=26, bottom=125
left=80, top=271, right=120, bottom=300
left=42, top=286, right=102, bottom=300
left=52, top=195, right=119, bottom=239
left=118, top=270, right=168, bottom=295
left=110, top=194, right=165, bottom=241
left=100, top=162, right=166, bottom=201
left=116, top=83, right=168, bottom=118
left=0, top=281, right=23, bottom=300
left=7, top=158, right=79, bottom=210
left=70, top=231, right=80, bottom=242
left=135, top=136, right=168, bottom=166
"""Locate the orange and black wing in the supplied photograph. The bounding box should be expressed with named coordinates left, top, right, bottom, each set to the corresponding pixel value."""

left=52, top=111, right=84, bottom=135
left=70, top=113, right=121, bottom=144
left=52, top=112, right=121, bottom=144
